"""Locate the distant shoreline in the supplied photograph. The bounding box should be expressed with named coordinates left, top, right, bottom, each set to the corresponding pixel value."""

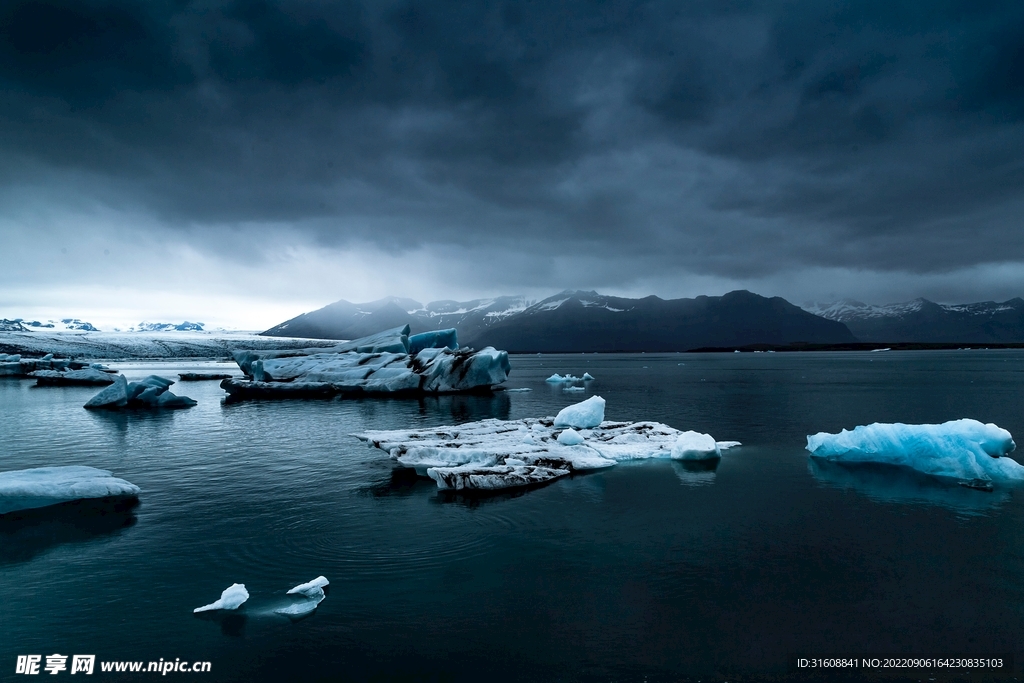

left=687, top=342, right=1024, bottom=353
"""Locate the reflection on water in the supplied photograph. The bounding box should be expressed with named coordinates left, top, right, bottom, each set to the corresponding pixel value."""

left=193, top=611, right=247, bottom=638
left=0, top=498, right=139, bottom=565
left=672, top=458, right=719, bottom=487
left=808, top=457, right=1012, bottom=514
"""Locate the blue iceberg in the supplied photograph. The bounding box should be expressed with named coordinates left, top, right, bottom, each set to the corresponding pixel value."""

left=806, top=419, right=1024, bottom=483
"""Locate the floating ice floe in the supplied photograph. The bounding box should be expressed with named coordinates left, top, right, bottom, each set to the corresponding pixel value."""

left=0, top=466, right=140, bottom=516
left=178, top=373, right=232, bottom=381
left=276, top=576, right=330, bottom=617
left=221, top=325, right=510, bottom=399
left=84, top=375, right=197, bottom=410
left=582, top=372, right=595, bottom=381
left=194, top=584, right=249, bottom=613
left=806, top=419, right=1024, bottom=484
left=0, top=353, right=81, bottom=377
left=563, top=386, right=585, bottom=392
left=30, top=368, right=116, bottom=386
left=287, top=576, right=329, bottom=595
left=545, top=373, right=581, bottom=383
left=354, top=396, right=739, bottom=492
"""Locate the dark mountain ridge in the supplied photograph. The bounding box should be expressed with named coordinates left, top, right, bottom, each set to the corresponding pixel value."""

left=262, top=290, right=856, bottom=352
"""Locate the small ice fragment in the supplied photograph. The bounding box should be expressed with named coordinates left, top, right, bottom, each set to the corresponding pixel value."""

left=582, top=372, right=595, bottom=381
left=557, top=428, right=584, bottom=446
left=276, top=587, right=325, bottom=617
left=545, top=374, right=564, bottom=383
left=716, top=441, right=742, bottom=450
left=194, top=584, right=249, bottom=613
left=563, top=386, right=585, bottom=392
left=554, top=395, right=606, bottom=429
left=287, top=576, right=329, bottom=597
left=671, top=431, right=721, bottom=460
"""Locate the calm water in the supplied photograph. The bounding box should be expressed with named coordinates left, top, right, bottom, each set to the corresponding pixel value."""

left=3, top=351, right=1024, bottom=682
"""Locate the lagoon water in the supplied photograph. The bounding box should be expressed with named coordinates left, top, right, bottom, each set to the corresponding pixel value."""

left=3, top=351, right=1024, bottom=681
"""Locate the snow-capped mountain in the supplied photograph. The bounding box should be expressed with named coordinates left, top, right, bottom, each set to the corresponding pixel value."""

left=263, top=290, right=855, bottom=351
left=120, top=321, right=206, bottom=332
left=262, top=295, right=534, bottom=343
left=15, top=318, right=100, bottom=332
left=803, top=298, right=1024, bottom=342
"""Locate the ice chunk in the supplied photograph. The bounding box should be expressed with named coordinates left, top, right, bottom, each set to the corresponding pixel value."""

left=554, top=396, right=606, bottom=429
left=557, top=428, right=585, bottom=445
left=0, top=466, right=140, bottom=515
left=427, top=464, right=569, bottom=491
left=84, top=374, right=129, bottom=409
left=545, top=373, right=581, bottom=383
left=275, top=587, right=325, bottom=617
left=670, top=431, right=721, bottom=460
left=354, top=402, right=735, bottom=493
left=287, top=576, right=329, bottom=596
left=563, top=386, right=585, bottom=392
left=84, top=374, right=196, bottom=410
left=194, top=584, right=249, bottom=613
left=408, top=328, right=458, bottom=353
left=223, top=343, right=510, bottom=399
left=716, top=441, right=742, bottom=450
left=232, top=325, right=411, bottom=376
left=31, top=368, right=116, bottom=386
left=806, top=419, right=1024, bottom=482
left=582, top=372, right=595, bottom=381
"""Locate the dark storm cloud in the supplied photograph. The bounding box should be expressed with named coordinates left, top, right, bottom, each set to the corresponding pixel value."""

left=2, top=0, right=1024, bottom=290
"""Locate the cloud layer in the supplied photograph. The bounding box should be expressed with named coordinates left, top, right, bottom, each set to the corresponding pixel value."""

left=2, top=0, right=1024, bottom=326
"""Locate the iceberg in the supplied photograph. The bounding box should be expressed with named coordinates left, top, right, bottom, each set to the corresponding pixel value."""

left=194, top=584, right=249, bottom=613
left=354, top=397, right=737, bottom=492
left=30, top=368, right=116, bottom=386
left=222, top=326, right=510, bottom=399
left=554, top=395, right=605, bottom=428
left=0, top=466, right=140, bottom=516
left=582, top=372, right=595, bottom=381
left=178, top=373, right=232, bottom=381
left=670, top=431, right=721, bottom=460
left=545, top=373, right=581, bottom=383
left=84, top=375, right=197, bottom=410
left=806, top=419, right=1024, bottom=483
left=408, top=328, right=458, bottom=354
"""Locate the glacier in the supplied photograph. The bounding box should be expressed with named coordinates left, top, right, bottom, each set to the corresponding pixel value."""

left=194, top=584, right=249, bottom=613
left=354, top=397, right=739, bottom=492
left=84, top=375, right=197, bottom=410
left=806, top=419, right=1024, bottom=483
left=222, top=325, right=511, bottom=399
left=0, top=466, right=140, bottom=516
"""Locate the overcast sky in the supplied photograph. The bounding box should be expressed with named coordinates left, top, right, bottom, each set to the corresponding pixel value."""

left=2, top=0, right=1023, bottom=329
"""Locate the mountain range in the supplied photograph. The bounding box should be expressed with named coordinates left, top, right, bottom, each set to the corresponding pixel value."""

left=262, top=290, right=856, bottom=352
left=803, top=298, right=1024, bottom=343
